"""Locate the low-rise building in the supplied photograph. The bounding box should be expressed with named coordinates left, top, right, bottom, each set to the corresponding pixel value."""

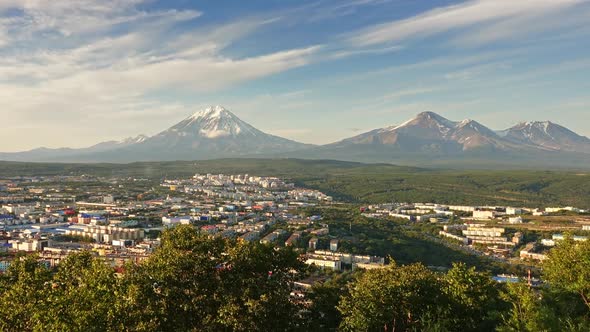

left=260, top=230, right=286, bottom=245
left=552, top=234, right=588, bottom=242
left=353, top=262, right=387, bottom=270
left=472, top=210, right=496, bottom=220
left=65, top=225, right=144, bottom=244
left=285, top=232, right=301, bottom=246
left=305, top=256, right=341, bottom=271
left=162, top=216, right=193, bottom=226
left=448, top=205, right=477, bottom=212
left=506, top=207, right=523, bottom=215
left=239, top=231, right=260, bottom=242
left=439, top=231, right=469, bottom=244
left=9, top=239, right=51, bottom=252
left=310, top=228, right=329, bottom=236
left=308, top=237, right=318, bottom=250
left=512, top=232, right=523, bottom=245
left=520, top=243, right=547, bottom=261
left=329, top=239, right=339, bottom=252
left=463, top=227, right=505, bottom=237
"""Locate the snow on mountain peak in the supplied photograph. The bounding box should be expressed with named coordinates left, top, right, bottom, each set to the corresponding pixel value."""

left=190, top=105, right=229, bottom=120
left=125, top=134, right=148, bottom=144
left=166, top=105, right=262, bottom=139
left=382, top=112, right=463, bottom=134
left=416, top=111, right=457, bottom=128
left=521, top=120, right=552, bottom=128
left=385, top=118, right=414, bottom=131
left=515, top=121, right=555, bottom=136
left=458, top=119, right=473, bottom=126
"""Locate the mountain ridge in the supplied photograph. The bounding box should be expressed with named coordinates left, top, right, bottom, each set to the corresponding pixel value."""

left=1, top=108, right=589, bottom=168
left=0, top=106, right=311, bottom=162
left=327, top=112, right=590, bottom=154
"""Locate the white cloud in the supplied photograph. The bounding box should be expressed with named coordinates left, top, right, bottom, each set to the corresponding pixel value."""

left=304, top=0, right=392, bottom=22
left=348, top=0, right=587, bottom=47
left=379, top=87, right=440, bottom=102
left=336, top=86, right=446, bottom=117
left=0, top=1, right=323, bottom=151
left=0, top=44, right=320, bottom=123
left=0, top=0, right=200, bottom=48
left=443, top=62, right=512, bottom=81
left=329, top=45, right=403, bottom=59
left=452, top=4, right=590, bottom=47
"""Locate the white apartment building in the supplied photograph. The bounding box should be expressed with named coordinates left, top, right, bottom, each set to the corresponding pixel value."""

left=305, top=256, right=342, bottom=271
left=472, top=210, right=496, bottom=220
left=506, top=207, right=523, bottom=215
left=463, top=227, right=505, bottom=237
left=448, top=205, right=477, bottom=212
left=65, top=225, right=144, bottom=244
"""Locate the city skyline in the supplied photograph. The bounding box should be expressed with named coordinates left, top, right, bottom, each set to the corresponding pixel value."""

left=0, top=0, right=589, bottom=151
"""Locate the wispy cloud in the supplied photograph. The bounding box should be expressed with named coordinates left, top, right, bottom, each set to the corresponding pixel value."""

left=443, top=62, right=512, bottom=81
left=0, top=0, right=201, bottom=48
left=299, top=0, right=392, bottom=22
left=348, top=0, right=587, bottom=47
left=0, top=0, right=588, bottom=150
left=379, top=87, right=440, bottom=102
left=0, top=1, right=324, bottom=151
left=328, top=45, right=403, bottom=59
left=0, top=42, right=320, bottom=120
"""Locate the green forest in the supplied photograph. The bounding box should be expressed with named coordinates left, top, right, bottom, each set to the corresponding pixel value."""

left=2, top=158, right=590, bottom=207
left=1, top=225, right=589, bottom=332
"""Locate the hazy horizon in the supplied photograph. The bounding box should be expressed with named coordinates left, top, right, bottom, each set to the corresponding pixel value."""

left=3, top=106, right=584, bottom=152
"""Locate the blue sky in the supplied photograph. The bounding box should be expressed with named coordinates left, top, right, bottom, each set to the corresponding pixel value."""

left=0, top=0, right=589, bottom=151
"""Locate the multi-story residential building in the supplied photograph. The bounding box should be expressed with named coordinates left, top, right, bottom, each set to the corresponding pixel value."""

left=506, top=207, right=523, bottom=215
left=65, top=225, right=144, bottom=244
left=472, top=210, right=496, bottom=220
left=305, top=255, right=342, bottom=271
left=308, top=237, right=318, bottom=250
left=329, top=239, right=339, bottom=251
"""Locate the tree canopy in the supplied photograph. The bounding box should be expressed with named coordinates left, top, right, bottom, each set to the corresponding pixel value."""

left=0, top=225, right=589, bottom=331
left=0, top=225, right=305, bottom=332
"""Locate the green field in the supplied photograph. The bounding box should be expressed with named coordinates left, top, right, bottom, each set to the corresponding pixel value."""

left=1, top=158, right=589, bottom=208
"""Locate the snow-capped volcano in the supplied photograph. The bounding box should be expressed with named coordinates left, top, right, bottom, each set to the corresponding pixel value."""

left=312, top=112, right=590, bottom=167
left=330, top=111, right=509, bottom=152
left=379, top=111, right=457, bottom=135
left=2, top=108, right=590, bottom=168
left=96, top=105, right=312, bottom=161
left=500, top=121, right=590, bottom=153
left=0, top=106, right=311, bottom=162
left=166, top=106, right=261, bottom=139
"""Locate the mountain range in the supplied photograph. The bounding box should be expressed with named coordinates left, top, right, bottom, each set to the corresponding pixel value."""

left=327, top=111, right=590, bottom=154
left=2, top=106, right=590, bottom=169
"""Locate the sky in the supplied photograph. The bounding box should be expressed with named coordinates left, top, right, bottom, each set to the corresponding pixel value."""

left=0, top=0, right=589, bottom=151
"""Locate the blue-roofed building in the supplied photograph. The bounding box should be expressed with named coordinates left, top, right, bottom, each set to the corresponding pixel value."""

left=493, top=275, right=520, bottom=283
left=0, top=260, right=11, bottom=273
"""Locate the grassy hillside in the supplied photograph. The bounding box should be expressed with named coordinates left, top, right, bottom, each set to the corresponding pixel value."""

left=1, top=158, right=589, bottom=208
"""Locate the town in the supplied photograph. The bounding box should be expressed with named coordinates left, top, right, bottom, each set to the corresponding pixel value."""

left=2, top=172, right=588, bottom=291
left=362, top=202, right=589, bottom=264
left=0, top=173, right=385, bottom=276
